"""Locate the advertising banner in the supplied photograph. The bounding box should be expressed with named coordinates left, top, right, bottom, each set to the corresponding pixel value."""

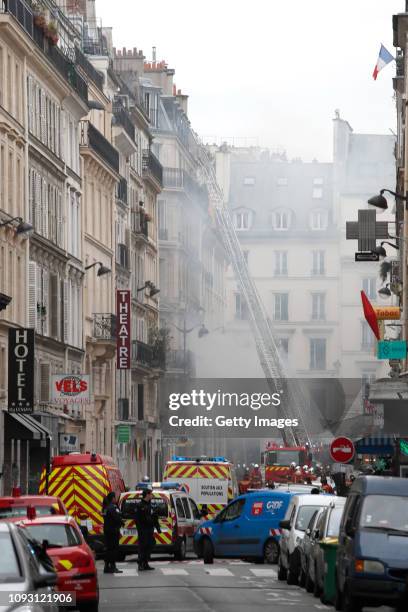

left=116, top=290, right=131, bottom=369
left=170, top=478, right=228, bottom=505
left=51, top=375, right=90, bottom=404
left=8, top=328, right=35, bottom=414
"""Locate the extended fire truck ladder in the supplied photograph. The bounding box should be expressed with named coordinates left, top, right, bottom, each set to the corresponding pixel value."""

left=194, top=142, right=312, bottom=447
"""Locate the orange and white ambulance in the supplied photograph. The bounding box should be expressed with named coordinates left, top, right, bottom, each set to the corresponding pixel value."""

left=39, top=452, right=126, bottom=553
left=118, top=483, right=203, bottom=560
left=162, top=456, right=238, bottom=517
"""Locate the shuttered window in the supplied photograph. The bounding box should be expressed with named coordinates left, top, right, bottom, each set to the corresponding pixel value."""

left=27, top=74, right=61, bottom=157
left=28, top=261, right=38, bottom=330
left=39, top=363, right=50, bottom=403
left=49, top=273, right=60, bottom=340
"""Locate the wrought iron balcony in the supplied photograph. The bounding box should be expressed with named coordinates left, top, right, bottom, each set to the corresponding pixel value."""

left=132, top=340, right=165, bottom=369
left=162, top=167, right=208, bottom=209
left=113, top=105, right=135, bottom=142
left=165, top=349, right=194, bottom=373
left=1, top=0, right=88, bottom=104
left=93, top=314, right=117, bottom=340
left=116, top=177, right=128, bottom=204
left=80, top=121, right=119, bottom=173
left=75, top=46, right=104, bottom=90
left=142, top=150, right=163, bottom=187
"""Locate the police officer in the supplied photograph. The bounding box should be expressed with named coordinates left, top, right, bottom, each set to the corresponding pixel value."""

left=102, top=492, right=123, bottom=574
left=135, top=488, right=161, bottom=571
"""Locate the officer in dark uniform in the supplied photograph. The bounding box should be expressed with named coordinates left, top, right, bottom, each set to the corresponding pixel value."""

left=135, top=488, right=161, bottom=571
left=103, top=492, right=123, bottom=574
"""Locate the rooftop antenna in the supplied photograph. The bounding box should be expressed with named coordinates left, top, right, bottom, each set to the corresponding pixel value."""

left=152, top=46, right=156, bottom=62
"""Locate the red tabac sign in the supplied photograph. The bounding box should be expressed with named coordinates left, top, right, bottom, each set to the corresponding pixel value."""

left=330, top=437, right=355, bottom=463
left=116, top=290, right=131, bottom=369
left=361, top=290, right=380, bottom=340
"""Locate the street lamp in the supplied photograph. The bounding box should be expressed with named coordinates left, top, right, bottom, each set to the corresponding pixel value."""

left=372, top=241, right=399, bottom=258
left=378, top=284, right=392, bottom=297
left=368, top=189, right=408, bottom=210
left=87, top=100, right=105, bottom=111
left=137, top=281, right=160, bottom=298
left=0, top=292, right=12, bottom=311
left=166, top=319, right=209, bottom=375
left=0, top=216, right=33, bottom=235
left=85, top=262, right=111, bottom=276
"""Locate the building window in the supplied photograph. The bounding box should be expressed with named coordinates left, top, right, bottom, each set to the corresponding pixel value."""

left=313, top=178, right=324, bottom=185
left=310, top=338, right=326, bottom=370
left=158, top=200, right=167, bottom=240
left=277, top=177, right=288, bottom=186
left=243, top=177, right=255, bottom=185
left=361, top=321, right=376, bottom=351
left=234, top=211, right=251, bottom=230
left=311, top=293, right=326, bottom=320
left=274, top=251, right=288, bottom=275
left=310, top=209, right=328, bottom=230
left=235, top=293, right=248, bottom=320
left=273, top=293, right=289, bottom=321
left=312, top=187, right=323, bottom=199
left=272, top=209, right=292, bottom=230
left=362, top=277, right=376, bottom=300
left=278, top=338, right=289, bottom=357
left=312, top=250, right=325, bottom=275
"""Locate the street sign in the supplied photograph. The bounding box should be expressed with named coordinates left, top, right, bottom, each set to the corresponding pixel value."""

left=377, top=340, right=407, bottom=360
left=374, top=306, right=401, bottom=320
left=8, top=328, right=35, bottom=414
left=117, top=424, right=130, bottom=443
left=355, top=252, right=380, bottom=262
left=346, top=210, right=388, bottom=251
left=330, top=437, right=355, bottom=463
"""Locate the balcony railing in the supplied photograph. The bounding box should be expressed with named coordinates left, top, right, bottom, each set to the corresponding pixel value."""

left=75, top=46, right=104, bottom=90
left=142, top=150, right=163, bottom=187
left=166, top=349, right=194, bottom=373
left=93, top=314, right=117, bottom=340
left=113, top=105, right=135, bottom=142
left=1, top=0, right=88, bottom=104
left=162, top=167, right=208, bottom=208
left=116, top=177, right=128, bottom=204
left=80, top=121, right=119, bottom=173
left=118, top=398, right=129, bottom=421
left=132, top=340, right=165, bottom=369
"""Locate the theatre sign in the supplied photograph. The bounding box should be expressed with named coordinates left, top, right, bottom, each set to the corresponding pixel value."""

left=8, top=328, right=35, bottom=414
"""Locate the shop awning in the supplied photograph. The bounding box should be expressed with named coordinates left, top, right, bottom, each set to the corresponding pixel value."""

left=8, top=413, right=51, bottom=440
left=355, top=435, right=395, bottom=455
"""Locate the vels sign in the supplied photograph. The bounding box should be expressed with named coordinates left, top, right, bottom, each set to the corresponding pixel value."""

left=117, top=290, right=131, bottom=369
left=8, top=328, right=35, bottom=414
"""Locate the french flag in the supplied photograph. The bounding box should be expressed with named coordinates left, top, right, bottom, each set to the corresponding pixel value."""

left=373, top=44, right=394, bottom=80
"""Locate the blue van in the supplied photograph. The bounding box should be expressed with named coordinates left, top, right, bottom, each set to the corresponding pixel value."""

left=193, top=490, right=296, bottom=564
left=336, top=476, right=408, bottom=612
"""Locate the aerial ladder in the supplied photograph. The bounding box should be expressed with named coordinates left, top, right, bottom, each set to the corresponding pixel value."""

left=194, top=140, right=313, bottom=447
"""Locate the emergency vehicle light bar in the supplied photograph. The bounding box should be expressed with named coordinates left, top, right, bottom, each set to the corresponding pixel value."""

left=171, top=456, right=228, bottom=463
left=136, top=481, right=182, bottom=491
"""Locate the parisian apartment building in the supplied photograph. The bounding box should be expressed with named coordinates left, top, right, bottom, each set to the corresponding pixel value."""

left=0, top=0, right=227, bottom=493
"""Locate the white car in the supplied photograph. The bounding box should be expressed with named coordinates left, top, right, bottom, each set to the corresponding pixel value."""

left=278, top=493, right=335, bottom=585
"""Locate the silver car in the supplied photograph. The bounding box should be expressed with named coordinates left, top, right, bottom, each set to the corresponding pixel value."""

left=0, top=522, right=57, bottom=612
left=298, top=507, right=324, bottom=589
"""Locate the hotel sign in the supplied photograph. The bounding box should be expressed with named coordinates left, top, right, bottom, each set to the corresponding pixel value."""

left=8, top=328, right=35, bottom=414
left=116, top=290, right=131, bottom=369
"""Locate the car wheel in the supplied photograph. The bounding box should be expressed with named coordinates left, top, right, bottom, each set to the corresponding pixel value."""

left=286, top=552, right=299, bottom=585
left=313, top=564, right=321, bottom=597
left=277, top=556, right=287, bottom=581
left=263, top=539, right=279, bottom=564
left=79, top=602, right=98, bottom=612
left=342, top=586, right=362, bottom=612
left=202, top=538, right=214, bottom=564
left=174, top=538, right=186, bottom=561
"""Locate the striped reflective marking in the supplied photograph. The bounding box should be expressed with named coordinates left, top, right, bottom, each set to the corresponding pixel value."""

left=160, top=568, right=188, bottom=576
left=205, top=568, right=233, bottom=576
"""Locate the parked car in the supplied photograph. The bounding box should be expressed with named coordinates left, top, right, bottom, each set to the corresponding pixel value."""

left=194, top=490, right=297, bottom=564
left=278, top=493, right=334, bottom=584
left=307, top=497, right=346, bottom=598
left=298, top=507, right=324, bottom=588
left=0, top=521, right=57, bottom=612
left=0, top=490, right=67, bottom=521
left=19, top=514, right=99, bottom=612
left=336, top=476, right=408, bottom=612
left=119, top=483, right=203, bottom=560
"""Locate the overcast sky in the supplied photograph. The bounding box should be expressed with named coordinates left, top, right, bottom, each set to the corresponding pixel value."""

left=96, top=0, right=402, bottom=161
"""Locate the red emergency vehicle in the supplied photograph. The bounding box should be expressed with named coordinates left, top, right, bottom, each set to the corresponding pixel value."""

left=0, top=488, right=67, bottom=521
left=263, top=443, right=312, bottom=484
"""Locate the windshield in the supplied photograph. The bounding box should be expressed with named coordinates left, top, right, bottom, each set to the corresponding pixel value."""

left=0, top=505, right=56, bottom=518
left=295, top=506, right=322, bottom=532
left=267, top=451, right=300, bottom=466
left=0, top=532, right=23, bottom=582
left=327, top=507, right=343, bottom=537
left=24, top=524, right=81, bottom=548
left=360, top=495, right=408, bottom=532
left=121, top=497, right=169, bottom=519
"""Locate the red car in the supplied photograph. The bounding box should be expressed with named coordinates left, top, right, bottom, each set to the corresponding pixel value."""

left=0, top=490, right=67, bottom=521
left=19, top=514, right=99, bottom=612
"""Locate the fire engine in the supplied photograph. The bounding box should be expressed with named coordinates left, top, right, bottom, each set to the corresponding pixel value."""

left=262, top=443, right=313, bottom=484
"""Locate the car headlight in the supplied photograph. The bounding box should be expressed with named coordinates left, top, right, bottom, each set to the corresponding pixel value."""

left=355, top=559, right=385, bottom=574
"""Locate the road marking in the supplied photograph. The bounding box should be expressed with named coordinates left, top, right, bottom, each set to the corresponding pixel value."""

left=250, top=568, right=278, bottom=578
left=205, top=568, right=234, bottom=576
left=113, top=569, right=138, bottom=576
left=315, top=606, right=331, bottom=610
left=160, top=568, right=189, bottom=575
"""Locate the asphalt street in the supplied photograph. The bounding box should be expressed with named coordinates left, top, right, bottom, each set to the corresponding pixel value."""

left=96, top=556, right=395, bottom=612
